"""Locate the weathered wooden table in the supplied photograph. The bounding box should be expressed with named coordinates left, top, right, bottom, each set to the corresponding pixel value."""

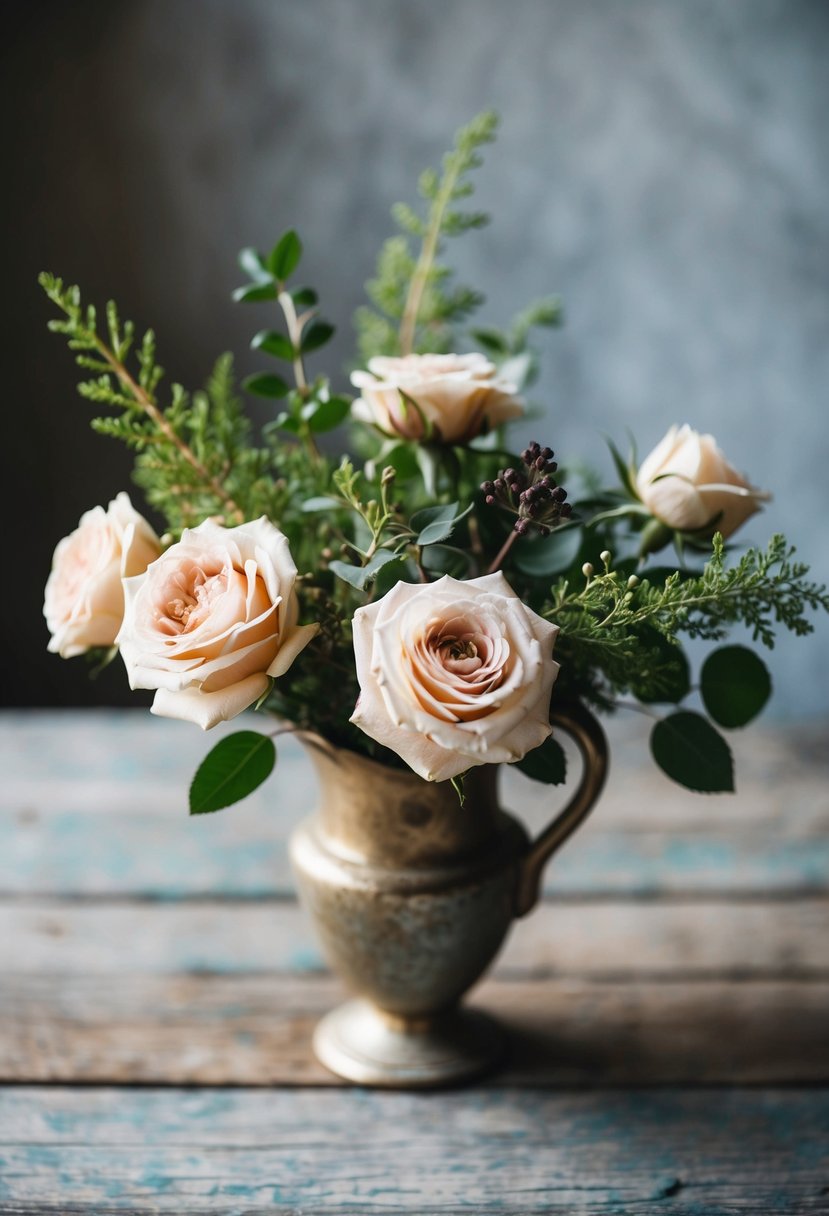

left=1, top=710, right=827, bottom=1213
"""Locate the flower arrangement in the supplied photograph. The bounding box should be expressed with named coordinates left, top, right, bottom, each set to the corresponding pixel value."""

left=42, top=112, right=827, bottom=811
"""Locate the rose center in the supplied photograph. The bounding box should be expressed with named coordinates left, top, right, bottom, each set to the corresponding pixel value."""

left=440, top=637, right=478, bottom=662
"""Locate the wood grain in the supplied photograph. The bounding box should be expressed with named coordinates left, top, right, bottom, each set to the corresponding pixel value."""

left=1, top=897, right=826, bottom=977
left=0, top=1087, right=826, bottom=1213
left=2, top=972, right=827, bottom=1086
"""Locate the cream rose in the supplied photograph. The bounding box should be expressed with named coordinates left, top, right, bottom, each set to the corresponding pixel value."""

left=350, top=352, right=523, bottom=444
left=350, top=572, right=559, bottom=782
left=117, top=517, right=318, bottom=729
left=636, top=424, right=770, bottom=539
left=44, top=492, right=161, bottom=659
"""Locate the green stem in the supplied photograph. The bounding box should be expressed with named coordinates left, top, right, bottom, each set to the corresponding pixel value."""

left=398, top=166, right=459, bottom=356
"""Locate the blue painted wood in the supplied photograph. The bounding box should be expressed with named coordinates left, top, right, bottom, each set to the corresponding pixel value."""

left=3, top=803, right=827, bottom=897
left=0, top=1087, right=826, bottom=1212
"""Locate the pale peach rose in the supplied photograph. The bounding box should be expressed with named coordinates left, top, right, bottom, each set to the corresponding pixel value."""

left=117, top=517, right=318, bottom=729
left=351, top=572, right=559, bottom=782
left=350, top=352, right=523, bottom=444
left=44, top=492, right=161, bottom=659
left=636, top=424, right=770, bottom=538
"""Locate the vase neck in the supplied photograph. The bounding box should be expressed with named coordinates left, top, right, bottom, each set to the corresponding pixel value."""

left=299, top=735, right=502, bottom=867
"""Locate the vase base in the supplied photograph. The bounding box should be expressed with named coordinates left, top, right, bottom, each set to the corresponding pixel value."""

left=313, top=999, right=504, bottom=1089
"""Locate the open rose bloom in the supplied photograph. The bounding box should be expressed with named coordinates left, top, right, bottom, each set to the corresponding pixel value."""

left=350, top=352, right=523, bottom=444
left=636, top=424, right=770, bottom=539
left=351, top=572, right=560, bottom=782
left=44, top=492, right=161, bottom=658
left=117, top=517, right=318, bottom=729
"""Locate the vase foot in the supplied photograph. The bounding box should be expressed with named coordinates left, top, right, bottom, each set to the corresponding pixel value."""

left=313, top=999, right=504, bottom=1089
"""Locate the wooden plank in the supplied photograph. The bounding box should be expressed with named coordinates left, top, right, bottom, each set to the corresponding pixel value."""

left=0, top=1087, right=826, bottom=1213
left=4, top=807, right=828, bottom=897
left=1, top=973, right=827, bottom=1085
left=5, top=710, right=828, bottom=831
left=1, top=898, right=826, bottom=978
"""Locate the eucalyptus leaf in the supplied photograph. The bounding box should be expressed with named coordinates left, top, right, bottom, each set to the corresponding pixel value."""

left=650, top=712, right=734, bottom=794
left=701, top=645, right=772, bottom=728
left=251, top=329, right=294, bottom=360
left=189, top=731, right=276, bottom=815
left=330, top=549, right=399, bottom=591
left=243, top=372, right=290, bottom=398
left=514, top=526, right=582, bottom=578
left=268, top=230, right=302, bottom=281
left=515, top=736, right=567, bottom=785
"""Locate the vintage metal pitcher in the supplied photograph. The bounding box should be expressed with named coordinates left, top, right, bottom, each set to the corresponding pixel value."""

left=289, top=700, right=608, bottom=1087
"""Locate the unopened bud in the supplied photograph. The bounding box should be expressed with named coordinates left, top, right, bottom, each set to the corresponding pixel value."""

left=600, top=550, right=612, bottom=566
left=627, top=574, right=640, bottom=590
left=381, top=466, right=396, bottom=486
left=582, top=562, right=594, bottom=579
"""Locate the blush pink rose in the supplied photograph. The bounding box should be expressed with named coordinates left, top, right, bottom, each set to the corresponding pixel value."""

left=44, top=492, right=161, bottom=659
left=637, top=425, right=770, bottom=539
left=117, top=517, right=318, bottom=729
left=351, top=572, right=560, bottom=782
left=350, top=352, right=523, bottom=444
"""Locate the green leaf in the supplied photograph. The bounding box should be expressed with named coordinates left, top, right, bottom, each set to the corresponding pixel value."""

left=470, top=327, right=509, bottom=355
left=606, top=436, right=639, bottom=500
left=372, top=555, right=419, bottom=598
left=514, top=526, right=582, bottom=578
left=189, top=731, right=276, bottom=815
left=330, top=549, right=399, bottom=590
left=232, top=282, right=278, bottom=304
left=300, top=320, right=335, bottom=354
left=411, top=501, right=471, bottom=546
left=291, top=286, right=318, bottom=307
left=306, top=395, right=351, bottom=433
left=243, top=372, right=290, bottom=398
left=238, top=248, right=271, bottom=283
left=650, top=712, right=734, bottom=794
left=251, top=330, right=294, bottom=360
left=415, top=446, right=439, bottom=497
left=268, top=230, right=302, bottom=281
left=700, top=645, right=772, bottom=728
left=515, top=736, right=567, bottom=785
left=421, top=544, right=473, bottom=578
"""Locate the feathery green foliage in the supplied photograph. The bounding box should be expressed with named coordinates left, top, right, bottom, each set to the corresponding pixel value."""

left=355, top=110, right=498, bottom=360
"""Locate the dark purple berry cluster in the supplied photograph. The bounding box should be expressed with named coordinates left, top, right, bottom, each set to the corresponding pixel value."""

left=481, top=442, right=571, bottom=536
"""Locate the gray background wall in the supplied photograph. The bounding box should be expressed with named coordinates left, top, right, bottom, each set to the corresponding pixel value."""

left=5, top=0, right=828, bottom=715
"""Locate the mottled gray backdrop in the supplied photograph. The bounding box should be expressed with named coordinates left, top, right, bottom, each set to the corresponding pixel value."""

left=6, top=0, right=828, bottom=715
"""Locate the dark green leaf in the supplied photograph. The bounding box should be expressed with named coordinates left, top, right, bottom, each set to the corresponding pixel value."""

left=701, top=645, right=772, bottom=728
left=268, top=230, right=302, bottom=281
left=606, top=436, right=639, bottom=500
left=515, top=736, right=567, bottom=785
left=301, top=320, right=335, bottom=354
left=421, top=544, right=473, bottom=578
left=373, top=555, right=420, bottom=598
left=232, top=282, right=278, bottom=304
left=306, top=395, right=351, bottom=433
left=274, top=411, right=301, bottom=434
left=291, top=286, right=318, bottom=307
left=470, top=327, right=509, bottom=355
left=251, top=329, right=294, bottom=360
left=238, top=248, right=271, bottom=283
left=243, top=372, right=290, bottom=398
left=189, top=731, right=276, bottom=815
left=650, top=712, right=734, bottom=794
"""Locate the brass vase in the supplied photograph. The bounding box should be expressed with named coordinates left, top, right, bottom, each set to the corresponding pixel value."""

left=289, top=701, right=608, bottom=1087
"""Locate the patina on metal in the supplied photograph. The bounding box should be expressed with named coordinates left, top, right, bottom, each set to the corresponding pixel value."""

left=289, top=701, right=608, bottom=1087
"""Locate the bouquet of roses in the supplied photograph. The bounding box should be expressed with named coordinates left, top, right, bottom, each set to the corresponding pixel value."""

left=41, top=112, right=828, bottom=812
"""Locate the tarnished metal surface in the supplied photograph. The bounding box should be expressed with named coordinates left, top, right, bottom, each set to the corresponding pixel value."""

left=289, top=703, right=609, bottom=1086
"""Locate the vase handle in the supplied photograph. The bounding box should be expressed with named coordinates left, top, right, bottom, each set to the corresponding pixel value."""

left=513, top=700, right=608, bottom=917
